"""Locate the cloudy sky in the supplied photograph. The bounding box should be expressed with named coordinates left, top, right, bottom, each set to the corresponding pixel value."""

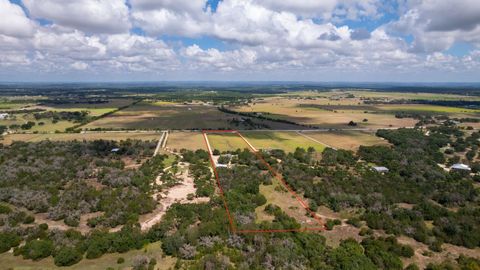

left=0, top=0, right=479, bottom=82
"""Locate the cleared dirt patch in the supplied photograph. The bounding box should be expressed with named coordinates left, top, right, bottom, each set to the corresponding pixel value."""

left=140, top=163, right=209, bottom=231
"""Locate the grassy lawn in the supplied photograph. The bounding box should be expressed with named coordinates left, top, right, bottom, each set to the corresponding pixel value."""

left=166, top=131, right=206, bottom=151
left=242, top=131, right=326, bottom=152
left=1, top=132, right=162, bottom=145
left=163, top=154, right=177, bottom=167
left=0, top=241, right=176, bottom=270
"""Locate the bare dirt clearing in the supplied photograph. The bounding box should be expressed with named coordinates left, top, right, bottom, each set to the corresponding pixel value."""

left=140, top=162, right=209, bottom=231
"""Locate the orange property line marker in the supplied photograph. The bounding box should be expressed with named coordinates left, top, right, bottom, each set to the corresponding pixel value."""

left=202, top=129, right=325, bottom=233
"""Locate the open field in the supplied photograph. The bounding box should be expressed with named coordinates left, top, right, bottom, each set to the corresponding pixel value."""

left=207, top=132, right=248, bottom=152
left=255, top=180, right=322, bottom=229
left=166, top=131, right=206, bottom=151
left=1, top=132, right=162, bottom=145
left=84, top=101, right=304, bottom=130
left=242, top=131, right=326, bottom=152
left=302, top=130, right=389, bottom=150
left=0, top=114, right=76, bottom=132
left=233, top=94, right=480, bottom=130
left=0, top=241, right=176, bottom=270
left=33, top=99, right=135, bottom=116
left=376, top=104, right=480, bottom=113
left=279, top=90, right=480, bottom=101
left=232, top=97, right=417, bottom=129
left=84, top=102, right=238, bottom=130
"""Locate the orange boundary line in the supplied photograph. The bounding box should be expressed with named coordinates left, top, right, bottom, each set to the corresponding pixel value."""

left=202, top=129, right=325, bottom=233
left=202, top=131, right=236, bottom=233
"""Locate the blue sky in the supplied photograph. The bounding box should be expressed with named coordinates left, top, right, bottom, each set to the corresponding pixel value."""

left=0, top=0, right=479, bottom=82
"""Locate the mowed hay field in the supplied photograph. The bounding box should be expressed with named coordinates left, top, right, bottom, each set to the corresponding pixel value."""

left=84, top=102, right=237, bottom=130
left=242, top=131, right=326, bottom=153
left=1, top=132, right=162, bottom=145
left=303, top=130, right=389, bottom=151
left=166, top=131, right=206, bottom=151
left=232, top=97, right=417, bottom=129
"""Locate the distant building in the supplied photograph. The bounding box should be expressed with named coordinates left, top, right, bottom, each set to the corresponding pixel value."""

left=215, top=163, right=228, bottom=168
left=450, top=163, right=471, bottom=171
left=111, top=148, right=120, bottom=153
left=0, top=113, right=9, bottom=119
left=372, top=166, right=389, bottom=173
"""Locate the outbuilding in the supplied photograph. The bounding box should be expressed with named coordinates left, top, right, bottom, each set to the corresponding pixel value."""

left=372, top=166, right=389, bottom=173
left=450, top=163, right=471, bottom=171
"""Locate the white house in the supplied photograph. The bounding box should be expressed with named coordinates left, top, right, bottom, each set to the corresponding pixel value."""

left=373, top=166, right=389, bottom=173
left=450, top=163, right=471, bottom=171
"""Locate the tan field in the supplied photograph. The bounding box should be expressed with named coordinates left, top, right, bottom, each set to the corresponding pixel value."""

left=1, top=132, right=162, bottom=145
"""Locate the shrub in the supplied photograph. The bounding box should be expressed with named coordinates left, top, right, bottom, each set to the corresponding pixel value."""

left=24, top=215, right=35, bottom=224
left=0, top=204, right=12, bottom=214
left=0, top=232, right=21, bottom=253
left=117, top=257, right=125, bottom=264
left=54, top=247, right=82, bottom=266
left=20, top=240, right=54, bottom=260
left=347, top=217, right=362, bottom=228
